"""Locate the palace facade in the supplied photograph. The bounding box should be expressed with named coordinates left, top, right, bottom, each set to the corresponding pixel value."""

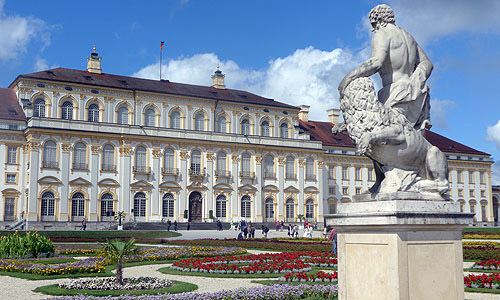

left=0, top=50, right=497, bottom=229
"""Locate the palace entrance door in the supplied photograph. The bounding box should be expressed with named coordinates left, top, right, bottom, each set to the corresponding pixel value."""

left=189, top=191, right=202, bottom=222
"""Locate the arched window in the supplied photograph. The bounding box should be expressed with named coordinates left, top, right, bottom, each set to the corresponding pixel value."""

left=216, top=152, right=226, bottom=172
left=73, top=142, right=87, bottom=170
left=41, top=191, right=55, bottom=216
left=170, top=110, right=181, bottom=129
left=190, top=150, right=201, bottom=173
left=194, top=112, right=205, bottom=131
left=306, top=199, right=314, bottom=220
left=102, top=144, right=115, bottom=171
left=286, top=156, right=295, bottom=179
left=88, top=104, right=99, bottom=122
left=264, top=155, right=274, bottom=179
left=261, top=120, right=270, bottom=137
left=241, top=195, right=251, bottom=218
left=100, top=193, right=114, bottom=217
left=306, top=158, right=315, bottom=180
left=43, top=141, right=57, bottom=168
left=216, top=116, right=227, bottom=133
left=61, top=101, right=74, bottom=120
left=280, top=123, right=289, bottom=138
left=135, top=146, right=147, bottom=172
left=216, top=195, right=227, bottom=218
left=134, top=192, right=146, bottom=217
left=163, top=148, right=174, bottom=172
left=286, top=199, right=295, bottom=221
left=241, top=119, right=250, bottom=135
left=265, top=198, right=274, bottom=220
left=145, top=108, right=156, bottom=127
left=34, top=98, right=46, bottom=117
left=241, top=153, right=251, bottom=176
left=162, top=193, right=174, bottom=218
left=71, top=192, right=85, bottom=217
left=118, top=106, right=129, bottom=124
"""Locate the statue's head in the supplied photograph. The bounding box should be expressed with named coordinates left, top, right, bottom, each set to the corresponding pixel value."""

left=369, top=4, right=395, bottom=32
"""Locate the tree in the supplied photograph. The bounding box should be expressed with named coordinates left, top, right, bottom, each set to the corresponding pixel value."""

left=100, top=238, right=139, bottom=285
left=115, top=211, right=125, bottom=227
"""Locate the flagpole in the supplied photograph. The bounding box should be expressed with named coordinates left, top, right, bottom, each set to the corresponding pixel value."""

left=160, top=44, right=162, bottom=80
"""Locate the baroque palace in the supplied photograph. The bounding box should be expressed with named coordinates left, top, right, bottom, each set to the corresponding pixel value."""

left=0, top=49, right=497, bottom=229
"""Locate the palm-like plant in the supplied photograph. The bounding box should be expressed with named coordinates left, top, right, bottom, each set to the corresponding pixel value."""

left=115, top=211, right=125, bottom=227
left=100, top=238, right=139, bottom=285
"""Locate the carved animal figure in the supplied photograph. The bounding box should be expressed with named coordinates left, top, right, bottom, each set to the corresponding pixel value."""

left=340, top=77, right=449, bottom=196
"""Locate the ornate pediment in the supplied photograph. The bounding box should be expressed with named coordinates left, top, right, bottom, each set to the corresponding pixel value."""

left=304, top=186, right=320, bottom=194
left=98, top=178, right=120, bottom=187
left=38, top=176, right=62, bottom=185
left=187, top=182, right=208, bottom=191
left=130, top=180, right=153, bottom=189
left=213, top=182, right=233, bottom=192
left=262, top=184, right=279, bottom=193
left=159, top=181, right=181, bottom=191
left=284, top=186, right=300, bottom=194
left=2, top=188, right=20, bottom=195
left=69, top=177, right=92, bottom=186
left=238, top=184, right=258, bottom=194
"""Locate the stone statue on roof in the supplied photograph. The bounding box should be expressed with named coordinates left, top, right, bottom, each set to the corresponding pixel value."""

left=334, top=4, right=449, bottom=198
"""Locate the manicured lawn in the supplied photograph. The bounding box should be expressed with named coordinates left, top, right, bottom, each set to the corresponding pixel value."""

left=463, top=228, right=500, bottom=234
left=159, top=266, right=336, bottom=278
left=33, top=280, right=197, bottom=296
left=464, top=268, right=500, bottom=274
left=0, top=230, right=181, bottom=239
left=465, top=287, right=500, bottom=294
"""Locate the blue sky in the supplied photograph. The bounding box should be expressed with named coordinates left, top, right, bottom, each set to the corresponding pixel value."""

left=1, top=0, right=499, bottom=183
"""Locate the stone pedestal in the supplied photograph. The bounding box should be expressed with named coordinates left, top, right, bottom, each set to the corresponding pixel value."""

left=326, top=195, right=473, bottom=300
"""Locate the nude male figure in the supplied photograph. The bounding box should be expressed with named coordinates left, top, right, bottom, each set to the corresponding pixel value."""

left=335, top=4, right=433, bottom=133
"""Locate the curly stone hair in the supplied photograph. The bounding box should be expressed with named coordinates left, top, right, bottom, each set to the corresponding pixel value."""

left=369, top=4, right=395, bottom=25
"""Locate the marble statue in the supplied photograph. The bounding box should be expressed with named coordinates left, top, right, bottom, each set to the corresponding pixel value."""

left=334, top=4, right=449, bottom=198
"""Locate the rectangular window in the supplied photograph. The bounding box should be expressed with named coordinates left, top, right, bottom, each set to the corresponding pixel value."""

left=457, top=171, right=463, bottom=183
left=469, top=189, right=475, bottom=197
left=355, top=167, right=361, bottom=181
left=328, top=203, right=336, bottom=214
left=328, top=166, right=335, bottom=179
left=469, top=171, right=474, bottom=184
left=216, top=200, right=226, bottom=218
left=481, top=205, right=487, bottom=222
left=480, top=172, right=485, bottom=184
left=355, top=187, right=361, bottom=195
left=481, top=190, right=486, bottom=198
left=342, top=167, right=349, bottom=180
left=458, top=189, right=463, bottom=197
left=7, top=147, right=17, bottom=164
left=470, top=204, right=475, bottom=214
left=342, top=187, right=348, bottom=195
left=328, top=186, right=336, bottom=195
left=368, top=168, right=374, bottom=181
left=6, top=174, right=16, bottom=183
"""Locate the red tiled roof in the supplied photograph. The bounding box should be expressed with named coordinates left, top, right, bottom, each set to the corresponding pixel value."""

left=11, top=68, right=298, bottom=110
left=0, top=88, right=25, bottom=121
left=300, top=120, right=490, bottom=156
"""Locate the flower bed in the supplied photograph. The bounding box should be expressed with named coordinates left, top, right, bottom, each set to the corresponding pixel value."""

left=463, top=233, right=500, bottom=240
left=281, top=271, right=338, bottom=282
left=464, top=273, right=500, bottom=289
left=42, top=283, right=338, bottom=300
left=168, top=238, right=332, bottom=252
left=55, top=249, right=101, bottom=256
left=472, top=260, right=500, bottom=271
left=463, top=242, right=500, bottom=260
left=0, top=257, right=106, bottom=276
left=122, top=246, right=246, bottom=264
left=59, top=277, right=173, bottom=290
left=171, top=251, right=337, bottom=275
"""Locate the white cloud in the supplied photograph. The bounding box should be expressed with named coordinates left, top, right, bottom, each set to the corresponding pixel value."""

left=0, top=0, right=50, bottom=61
left=430, top=99, right=457, bottom=129
left=487, top=120, right=500, bottom=148
left=133, top=47, right=368, bottom=121
left=385, top=0, right=500, bottom=45
left=33, top=56, right=58, bottom=72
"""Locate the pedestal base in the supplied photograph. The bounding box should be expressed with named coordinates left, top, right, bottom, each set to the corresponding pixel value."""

left=326, top=199, right=473, bottom=300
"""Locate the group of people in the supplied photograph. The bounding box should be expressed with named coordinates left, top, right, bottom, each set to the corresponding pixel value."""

left=165, top=219, right=178, bottom=231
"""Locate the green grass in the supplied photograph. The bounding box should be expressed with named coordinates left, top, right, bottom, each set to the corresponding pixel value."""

left=158, top=266, right=337, bottom=278
left=465, top=287, right=500, bottom=294
left=33, top=280, right=197, bottom=296
left=0, top=230, right=181, bottom=239
left=463, top=228, right=500, bottom=234
left=464, top=268, right=500, bottom=274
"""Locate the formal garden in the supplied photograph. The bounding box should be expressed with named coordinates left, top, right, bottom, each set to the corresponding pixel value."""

left=0, top=228, right=499, bottom=299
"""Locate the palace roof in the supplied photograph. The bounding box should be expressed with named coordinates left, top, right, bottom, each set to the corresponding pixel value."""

left=299, top=120, right=490, bottom=156
left=0, top=88, right=25, bottom=121
left=11, top=68, right=299, bottom=110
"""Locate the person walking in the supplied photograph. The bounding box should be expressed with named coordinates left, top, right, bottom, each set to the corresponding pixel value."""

left=187, top=221, right=191, bottom=231
left=275, top=221, right=280, bottom=231
left=293, top=224, right=299, bottom=238
left=167, top=219, right=171, bottom=231
left=243, top=225, right=248, bottom=239
left=250, top=225, right=256, bottom=238
left=288, top=224, right=292, bottom=237
left=328, top=227, right=337, bottom=255
left=81, top=218, right=87, bottom=231
left=262, top=225, right=269, bottom=238
left=173, top=220, right=177, bottom=231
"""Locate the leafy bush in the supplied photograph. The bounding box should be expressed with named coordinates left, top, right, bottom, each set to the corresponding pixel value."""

left=0, top=231, right=55, bottom=258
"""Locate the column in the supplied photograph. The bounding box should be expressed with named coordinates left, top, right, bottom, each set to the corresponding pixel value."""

left=317, top=161, right=324, bottom=223
left=186, top=106, right=192, bottom=130
left=79, top=97, right=85, bottom=120
left=298, top=158, right=305, bottom=215
left=27, top=142, right=40, bottom=222
left=206, top=152, right=214, bottom=219
left=231, top=154, right=239, bottom=220
left=151, top=148, right=161, bottom=221
left=277, top=156, right=285, bottom=220
left=178, top=149, right=188, bottom=221
left=254, top=154, right=263, bottom=222
left=59, top=143, right=70, bottom=222
left=119, top=145, right=132, bottom=219
left=89, top=144, right=99, bottom=221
